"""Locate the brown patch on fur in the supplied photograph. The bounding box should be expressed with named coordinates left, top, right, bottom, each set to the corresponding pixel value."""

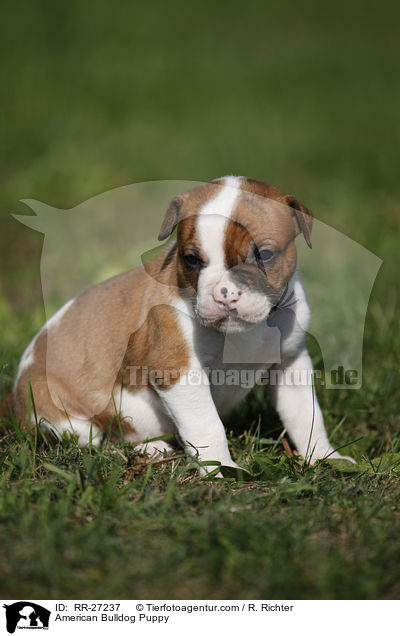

left=158, top=195, right=182, bottom=241
left=14, top=249, right=190, bottom=434
left=13, top=344, right=74, bottom=432
left=284, top=194, right=313, bottom=248
left=224, top=214, right=295, bottom=303
left=176, top=214, right=202, bottom=293
left=222, top=177, right=313, bottom=300
left=119, top=302, right=190, bottom=395
left=224, top=219, right=253, bottom=269
left=238, top=178, right=313, bottom=247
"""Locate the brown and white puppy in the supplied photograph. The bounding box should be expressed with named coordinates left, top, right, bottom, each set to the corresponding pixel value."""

left=13, top=176, right=353, bottom=472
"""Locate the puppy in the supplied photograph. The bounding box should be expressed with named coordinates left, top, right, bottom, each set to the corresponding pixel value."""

left=13, top=176, right=353, bottom=472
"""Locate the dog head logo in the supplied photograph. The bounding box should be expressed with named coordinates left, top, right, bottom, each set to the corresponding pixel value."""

left=14, top=179, right=382, bottom=417
left=3, top=602, right=50, bottom=633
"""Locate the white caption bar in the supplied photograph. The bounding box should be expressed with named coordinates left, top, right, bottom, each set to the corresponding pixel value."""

left=1, top=600, right=398, bottom=635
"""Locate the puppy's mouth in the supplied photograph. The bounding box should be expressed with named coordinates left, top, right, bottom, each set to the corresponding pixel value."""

left=216, top=312, right=258, bottom=333
left=196, top=307, right=268, bottom=333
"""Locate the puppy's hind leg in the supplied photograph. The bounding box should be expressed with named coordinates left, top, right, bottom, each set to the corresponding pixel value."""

left=14, top=371, right=103, bottom=447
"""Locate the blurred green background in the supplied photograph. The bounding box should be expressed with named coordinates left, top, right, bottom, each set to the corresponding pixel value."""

left=1, top=0, right=400, bottom=601
left=1, top=0, right=399, bottom=323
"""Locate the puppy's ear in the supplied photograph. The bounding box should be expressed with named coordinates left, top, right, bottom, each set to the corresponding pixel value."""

left=158, top=195, right=183, bottom=241
left=285, top=194, right=313, bottom=248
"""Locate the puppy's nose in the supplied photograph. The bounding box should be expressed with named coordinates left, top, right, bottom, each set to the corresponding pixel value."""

left=213, top=282, right=243, bottom=309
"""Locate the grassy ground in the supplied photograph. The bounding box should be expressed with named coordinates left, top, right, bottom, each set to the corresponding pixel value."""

left=1, top=0, right=400, bottom=599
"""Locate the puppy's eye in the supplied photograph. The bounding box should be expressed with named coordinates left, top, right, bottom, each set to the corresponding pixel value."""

left=255, top=248, right=275, bottom=264
left=183, top=253, right=203, bottom=269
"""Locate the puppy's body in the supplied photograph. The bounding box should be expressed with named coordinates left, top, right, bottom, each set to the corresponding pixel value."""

left=14, top=176, right=351, bottom=470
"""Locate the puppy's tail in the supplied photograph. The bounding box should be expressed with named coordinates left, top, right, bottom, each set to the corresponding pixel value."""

left=0, top=392, right=14, bottom=420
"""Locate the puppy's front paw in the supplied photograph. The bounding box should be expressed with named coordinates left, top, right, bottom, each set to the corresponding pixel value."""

left=325, top=451, right=357, bottom=464
left=135, top=440, right=174, bottom=459
left=220, top=461, right=252, bottom=480
left=198, top=458, right=245, bottom=479
left=307, top=447, right=356, bottom=465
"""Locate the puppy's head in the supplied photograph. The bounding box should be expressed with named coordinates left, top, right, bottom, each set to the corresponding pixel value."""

left=159, top=176, right=313, bottom=333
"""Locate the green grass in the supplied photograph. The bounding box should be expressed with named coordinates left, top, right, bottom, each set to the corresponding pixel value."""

left=1, top=0, right=400, bottom=600
left=1, top=392, right=400, bottom=600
